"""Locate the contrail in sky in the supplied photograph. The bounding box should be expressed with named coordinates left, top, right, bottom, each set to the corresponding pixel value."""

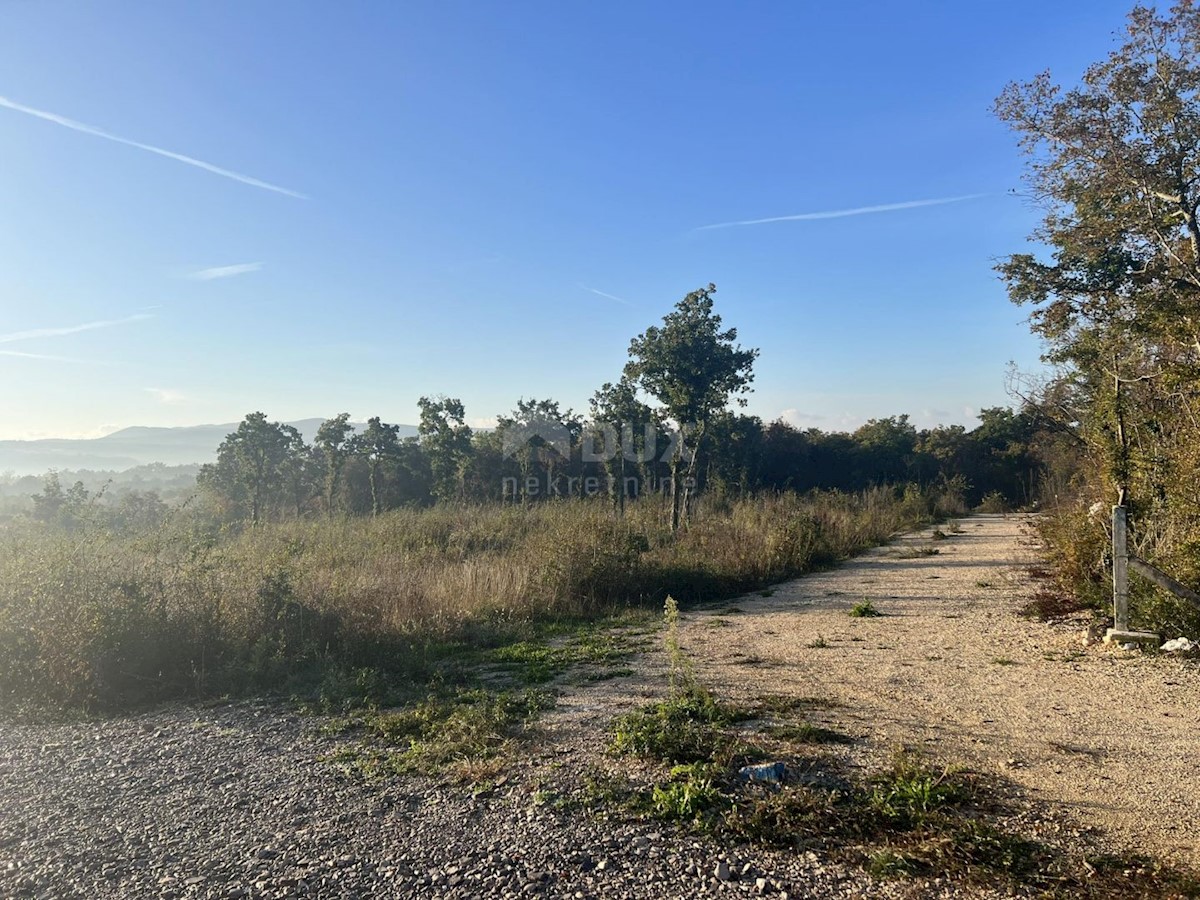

left=695, top=194, right=986, bottom=231
left=188, top=262, right=263, bottom=280
left=0, top=349, right=92, bottom=363
left=580, top=284, right=632, bottom=306
left=0, top=95, right=307, bottom=199
left=0, top=314, right=152, bottom=345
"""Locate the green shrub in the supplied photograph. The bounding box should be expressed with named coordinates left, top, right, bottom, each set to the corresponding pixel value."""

left=849, top=600, right=881, bottom=618
left=866, top=754, right=970, bottom=829
left=610, top=684, right=734, bottom=763
left=648, top=763, right=723, bottom=821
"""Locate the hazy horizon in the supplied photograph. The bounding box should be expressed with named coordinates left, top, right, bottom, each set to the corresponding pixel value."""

left=2, top=405, right=1007, bottom=444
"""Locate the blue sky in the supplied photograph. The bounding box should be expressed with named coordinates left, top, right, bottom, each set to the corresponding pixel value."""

left=0, top=1, right=1136, bottom=439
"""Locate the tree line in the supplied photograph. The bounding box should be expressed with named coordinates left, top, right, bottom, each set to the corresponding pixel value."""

left=16, top=286, right=1059, bottom=533
left=193, top=402, right=1055, bottom=526
left=189, top=284, right=1053, bottom=525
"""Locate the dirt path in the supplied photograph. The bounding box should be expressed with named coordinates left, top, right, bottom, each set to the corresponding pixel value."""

left=663, top=513, right=1200, bottom=866
left=3, top=514, right=1196, bottom=898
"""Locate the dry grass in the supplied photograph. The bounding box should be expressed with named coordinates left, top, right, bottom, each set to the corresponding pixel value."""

left=0, top=487, right=938, bottom=711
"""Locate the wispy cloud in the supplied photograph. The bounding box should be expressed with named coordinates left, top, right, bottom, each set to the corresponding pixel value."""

left=145, top=387, right=186, bottom=404
left=187, top=262, right=263, bottom=281
left=695, top=194, right=986, bottom=231
left=0, top=95, right=307, bottom=199
left=0, top=349, right=93, bottom=363
left=0, top=313, right=151, bottom=345
left=579, top=283, right=632, bottom=306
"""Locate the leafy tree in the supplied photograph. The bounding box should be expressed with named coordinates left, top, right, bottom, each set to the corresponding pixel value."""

left=995, top=2, right=1200, bottom=506
left=588, top=378, right=660, bottom=515
left=352, top=417, right=402, bottom=517
left=315, top=413, right=355, bottom=516
left=467, top=429, right=521, bottom=502
left=624, top=284, right=758, bottom=530
left=497, top=398, right=582, bottom=502
left=995, top=3, right=1200, bottom=627
left=30, top=472, right=67, bottom=523
left=198, top=412, right=298, bottom=524
left=30, top=473, right=93, bottom=529
left=418, top=396, right=474, bottom=503
left=279, top=424, right=319, bottom=518
left=759, top=420, right=813, bottom=491
left=704, top=412, right=766, bottom=497
left=852, top=416, right=919, bottom=486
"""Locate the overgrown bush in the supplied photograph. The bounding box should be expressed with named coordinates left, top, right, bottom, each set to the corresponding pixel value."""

left=976, top=491, right=1011, bottom=514
left=1033, top=496, right=1200, bottom=636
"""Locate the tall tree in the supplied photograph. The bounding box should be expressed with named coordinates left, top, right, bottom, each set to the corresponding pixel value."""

left=853, top=416, right=918, bottom=486
left=588, top=378, right=659, bottom=516
left=417, top=396, right=474, bottom=503
left=198, top=412, right=297, bottom=524
left=624, top=284, right=758, bottom=530
left=497, top=398, right=582, bottom=501
left=278, top=424, right=318, bottom=518
left=995, top=1, right=1200, bottom=627
left=315, top=413, right=355, bottom=516
left=995, top=2, right=1200, bottom=506
left=30, top=473, right=92, bottom=530
left=352, top=417, right=402, bottom=517
left=704, top=412, right=766, bottom=496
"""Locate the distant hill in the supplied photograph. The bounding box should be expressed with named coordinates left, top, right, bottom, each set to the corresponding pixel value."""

left=0, top=419, right=418, bottom=475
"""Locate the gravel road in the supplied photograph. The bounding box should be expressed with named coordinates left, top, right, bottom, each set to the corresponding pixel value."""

left=1, top=514, right=1194, bottom=898
left=677, top=514, right=1200, bottom=867
left=0, top=700, right=958, bottom=899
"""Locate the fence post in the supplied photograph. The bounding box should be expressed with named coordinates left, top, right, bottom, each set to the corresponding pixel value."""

left=1112, top=505, right=1129, bottom=633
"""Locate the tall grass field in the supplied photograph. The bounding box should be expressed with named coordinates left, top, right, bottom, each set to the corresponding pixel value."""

left=0, top=487, right=955, bottom=712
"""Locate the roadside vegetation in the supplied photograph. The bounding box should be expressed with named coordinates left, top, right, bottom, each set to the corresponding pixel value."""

left=996, top=3, right=1200, bottom=638
left=0, top=487, right=953, bottom=713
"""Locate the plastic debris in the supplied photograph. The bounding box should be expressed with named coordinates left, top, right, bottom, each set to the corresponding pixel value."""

left=1161, top=637, right=1197, bottom=653
left=737, top=762, right=786, bottom=784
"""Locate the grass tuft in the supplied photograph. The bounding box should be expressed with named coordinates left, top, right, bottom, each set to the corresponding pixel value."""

left=323, top=686, right=554, bottom=781
left=849, top=600, right=882, bottom=618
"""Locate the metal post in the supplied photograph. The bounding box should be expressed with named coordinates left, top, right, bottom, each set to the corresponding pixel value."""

left=1112, top=505, right=1129, bottom=633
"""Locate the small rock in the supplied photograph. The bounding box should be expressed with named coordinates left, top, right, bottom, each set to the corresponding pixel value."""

left=714, top=861, right=731, bottom=882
